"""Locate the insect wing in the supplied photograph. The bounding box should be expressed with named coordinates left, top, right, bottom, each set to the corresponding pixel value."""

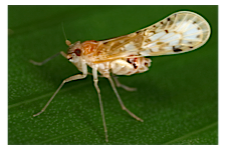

left=95, top=11, right=210, bottom=62
left=139, top=11, right=211, bottom=56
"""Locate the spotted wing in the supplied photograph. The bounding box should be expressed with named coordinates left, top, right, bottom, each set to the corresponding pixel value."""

left=95, top=11, right=210, bottom=62
left=139, top=11, right=211, bottom=56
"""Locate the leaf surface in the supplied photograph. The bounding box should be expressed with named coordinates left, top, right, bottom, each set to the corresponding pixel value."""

left=8, top=5, right=218, bottom=145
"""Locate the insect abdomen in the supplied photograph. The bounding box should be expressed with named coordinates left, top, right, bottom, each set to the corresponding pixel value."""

left=110, top=57, right=151, bottom=75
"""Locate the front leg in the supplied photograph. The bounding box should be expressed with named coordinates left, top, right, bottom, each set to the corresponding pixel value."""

left=33, top=60, right=88, bottom=117
left=33, top=73, right=87, bottom=117
left=92, top=65, right=108, bottom=142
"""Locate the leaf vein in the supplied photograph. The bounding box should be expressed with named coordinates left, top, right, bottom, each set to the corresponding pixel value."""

left=163, top=122, right=218, bottom=144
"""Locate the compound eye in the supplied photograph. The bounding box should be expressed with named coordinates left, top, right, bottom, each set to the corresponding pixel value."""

left=74, top=49, right=82, bottom=56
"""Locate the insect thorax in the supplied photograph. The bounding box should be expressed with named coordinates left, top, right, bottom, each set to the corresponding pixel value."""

left=67, top=40, right=152, bottom=76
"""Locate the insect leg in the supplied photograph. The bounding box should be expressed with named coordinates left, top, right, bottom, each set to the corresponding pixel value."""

left=30, top=51, right=67, bottom=66
left=107, top=76, right=143, bottom=122
left=33, top=73, right=87, bottom=117
left=33, top=60, right=87, bottom=117
left=113, top=76, right=137, bottom=91
left=92, top=66, right=108, bottom=142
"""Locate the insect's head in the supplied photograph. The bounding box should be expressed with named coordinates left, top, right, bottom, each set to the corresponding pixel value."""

left=66, top=40, right=82, bottom=63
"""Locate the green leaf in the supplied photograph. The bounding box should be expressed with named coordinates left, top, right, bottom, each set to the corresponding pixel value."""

left=8, top=5, right=218, bottom=145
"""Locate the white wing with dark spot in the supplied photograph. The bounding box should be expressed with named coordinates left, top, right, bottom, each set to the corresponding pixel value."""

left=139, top=11, right=211, bottom=56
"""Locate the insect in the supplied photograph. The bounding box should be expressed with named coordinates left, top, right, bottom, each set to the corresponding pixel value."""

left=31, top=11, right=210, bottom=142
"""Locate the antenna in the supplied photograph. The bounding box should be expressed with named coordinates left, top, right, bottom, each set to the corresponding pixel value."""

left=61, top=22, right=71, bottom=46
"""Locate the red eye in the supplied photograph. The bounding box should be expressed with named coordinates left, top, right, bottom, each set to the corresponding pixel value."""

left=74, top=49, right=81, bottom=56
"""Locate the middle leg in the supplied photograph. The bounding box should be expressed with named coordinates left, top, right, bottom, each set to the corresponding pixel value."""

left=113, top=75, right=137, bottom=91
left=107, top=75, right=143, bottom=122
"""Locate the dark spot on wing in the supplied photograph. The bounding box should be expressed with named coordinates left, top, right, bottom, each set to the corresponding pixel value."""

left=197, top=35, right=200, bottom=38
left=103, top=42, right=108, bottom=44
left=189, top=46, right=193, bottom=48
left=136, top=31, right=141, bottom=34
left=197, top=27, right=200, bottom=30
left=173, top=46, right=182, bottom=52
left=165, top=30, right=169, bottom=33
left=160, top=21, right=163, bottom=24
left=193, top=21, right=197, bottom=24
left=153, top=25, right=156, bottom=27
left=145, top=38, right=152, bottom=43
left=156, top=42, right=163, bottom=45
left=167, top=17, right=171, bottom=21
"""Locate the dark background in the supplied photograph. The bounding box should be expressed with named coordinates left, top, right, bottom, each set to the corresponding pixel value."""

left=8, top=5, right=218, bottom=144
